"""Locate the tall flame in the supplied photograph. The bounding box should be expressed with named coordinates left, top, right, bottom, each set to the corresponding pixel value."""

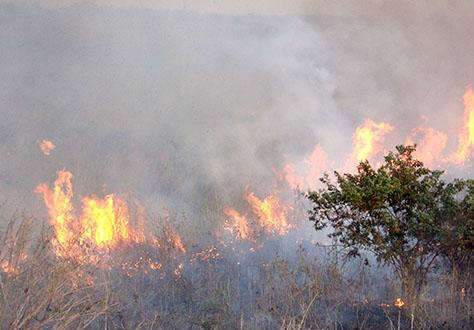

left=451, top=87, right=474, bottom=164
left=36, top=170, right=144, bottom=259
left=351, top=119, right=393, bottom=163
left=35, top=170, right=75, bottom=253
left=81, top=195, right=135, bottom=249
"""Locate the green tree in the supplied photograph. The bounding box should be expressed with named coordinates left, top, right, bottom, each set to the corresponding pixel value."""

left=307, top=145, right=469, bottom=310
left=438, top=179, right=474, bottom=287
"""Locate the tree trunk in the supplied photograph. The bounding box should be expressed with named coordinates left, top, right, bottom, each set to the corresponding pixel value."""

left=399, top=264, right=424, bottom=328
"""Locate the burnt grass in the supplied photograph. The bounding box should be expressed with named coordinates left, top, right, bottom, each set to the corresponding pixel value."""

left=0, top=217, right=472, bottom=329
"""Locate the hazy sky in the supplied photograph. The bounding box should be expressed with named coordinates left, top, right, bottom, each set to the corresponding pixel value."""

left=3, top=0, right=352, bottom=15
left=10, top=0, right=474, bottom=16
left=0, top=1, right=473, bottom=221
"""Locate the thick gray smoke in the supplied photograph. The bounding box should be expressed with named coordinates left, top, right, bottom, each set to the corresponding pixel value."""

left=0, top=1, right=473, bottom=222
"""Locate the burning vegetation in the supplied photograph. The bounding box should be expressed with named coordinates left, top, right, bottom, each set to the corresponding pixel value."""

left=1, top=3, right=473, bottom=327
left=1, top=88, right=473, bottom=327
left=35, top=170, right=146, bottom=262
left=350, top=119, right=393, bottom=163
left=1, top=90, right=472, bottom=327
left=452, top=87, right=474, bottom=164
left=38, top=139, right=55, bottom=156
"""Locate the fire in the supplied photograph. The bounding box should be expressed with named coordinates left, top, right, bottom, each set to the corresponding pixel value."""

left=174, top=262, right=184, bottom=278
left=0, top=260, right=18, bottom=275
left=306, top=144, right=329, bottom=186
left=36, top=170, right=145, bottom=259
left=451, top=87, right=474, bottom=164
left=282, top=163, right=305, bottom=190
left=35, top=170, right=75, bottom=253
left=81, top=195, right=136, bottom=249
left=224, top=191, right=291, bottom=238
left=0, top=253, right=27, bottom=275
left=168, top=230, right=186, bottom=253
left=39, top=139, right=55, bottom=155
left=224, top=207, right=251, bottom=240
left=191, top=246, right=222, bottom=262
left=394, top=298, right=405, bottom=308
left=282, top=144, right=328, bottom=190
left=351, top=119, right=393, bottom=163
left=406, top=126, right=448, bottom=167
left=149, top=261, right=162, bottom=270
left=245, top=192, right=291, bottom=235
left=158, top=209, right=186, bottom=253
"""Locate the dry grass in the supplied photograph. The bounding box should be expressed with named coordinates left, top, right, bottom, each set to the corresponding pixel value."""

left=0, top=215, right=472, bottom=329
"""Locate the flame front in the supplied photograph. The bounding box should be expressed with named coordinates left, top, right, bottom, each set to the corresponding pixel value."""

left=36, top=170, right=144, bottom=259
left=224, top=207, right=251, bottom=240
left=245, top=192, right=290, bottom=236
left=351, top=119, right=393, bottom=163
left=81, top=195, right=136, bottom=249
left=168, top=230, right=186, bottom=253
left=35, top=170, right=75, bottom=253
left=451, top=87, right=474, bottom=164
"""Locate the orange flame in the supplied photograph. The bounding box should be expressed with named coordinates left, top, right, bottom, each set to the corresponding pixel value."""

left=306, top=144, right=329, bottom=188
left=245, top=192, right=290, bottom=236
left=282, top=163, right=305, bottom=190
left=35, top=170, right=75, bottom=254
left=406, top=126, right=448, bottom=167
left=161, top=213, right=186, bottom=253
left=0, top=260, right=18, bottom=275
left=0, top=252, right=28, bottom=275
left=224, top=207, right=251, bottom=240
left=39, top=139, right=55, bottom=156
left=394, top=298, right=405, bottom=308
left=351, top=119, right=393, bottom=163
left=282, top=144, right=328, bottom=190
left=174, top=262, right=184, bottom=278
left=168, top=230, right=186, bottom=253
left=36, top=170, right=144, bottom=260
left=451, top=87, right=474, bottom=164
left=149, top=261, right=162, bottom=270
left=81, top=194, right=139, bottom=249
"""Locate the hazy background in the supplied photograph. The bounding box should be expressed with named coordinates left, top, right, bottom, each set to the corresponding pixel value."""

left=0, top=1, right=473, bottom=222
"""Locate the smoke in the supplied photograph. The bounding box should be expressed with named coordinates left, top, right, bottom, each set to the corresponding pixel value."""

left=0, top=1, right=473, bottom=221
